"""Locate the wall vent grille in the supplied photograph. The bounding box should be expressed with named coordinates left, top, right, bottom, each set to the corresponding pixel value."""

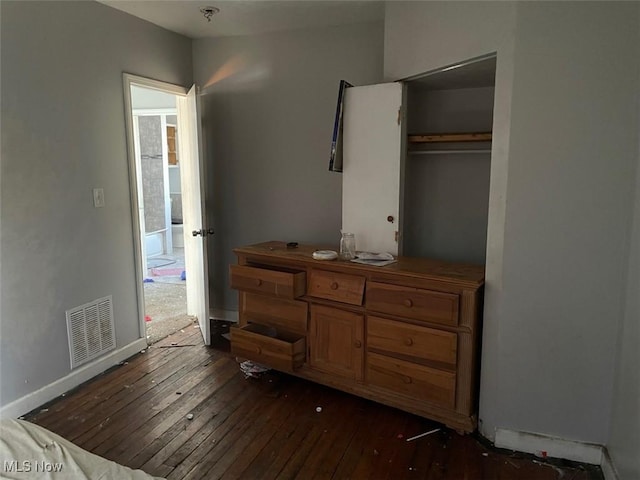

left=66, top=295, right=116, bottom=369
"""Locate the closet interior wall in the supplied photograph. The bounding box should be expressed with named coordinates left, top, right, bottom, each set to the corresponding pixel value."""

left=402, top=82, right=495, bottom=265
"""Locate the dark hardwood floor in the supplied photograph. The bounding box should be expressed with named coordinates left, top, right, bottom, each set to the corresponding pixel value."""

left=26, top=326, right=602, bottom=480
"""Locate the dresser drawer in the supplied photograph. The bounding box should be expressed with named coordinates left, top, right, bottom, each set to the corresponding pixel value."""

left=367, top=352, right=456, bottom=409
left=367, top=316, right=457, bottom=368
left=308, top=269, right=365, bottom=306
left=230, top=265, right=306, bottom=298
left=242, top=293, right=307, bottom=334
left=366, top=282, right=459, bottom=326
left=231, top=324, right=305, bottom=372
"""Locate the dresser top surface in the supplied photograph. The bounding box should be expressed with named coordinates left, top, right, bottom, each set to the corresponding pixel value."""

left=234, top=241, right=485, bottom=288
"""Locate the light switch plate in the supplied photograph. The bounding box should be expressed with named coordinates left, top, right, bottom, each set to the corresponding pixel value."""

left=93, top=188, right=105, bottom=208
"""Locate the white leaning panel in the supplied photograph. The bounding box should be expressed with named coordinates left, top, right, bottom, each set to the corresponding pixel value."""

left=342, top=82, right=405, bottom=255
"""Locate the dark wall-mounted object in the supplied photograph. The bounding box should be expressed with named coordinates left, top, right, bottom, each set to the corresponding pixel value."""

left=328, top=80, right=353, bottom=173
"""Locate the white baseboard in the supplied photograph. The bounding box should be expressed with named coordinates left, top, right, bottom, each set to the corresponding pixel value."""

left=601, top=450, right=619, bottom=480
left=209, top=308, right=238, bottom=323
left=0, top=338, right=148, bottom=420
left=495, top=428, right=604, bottom=465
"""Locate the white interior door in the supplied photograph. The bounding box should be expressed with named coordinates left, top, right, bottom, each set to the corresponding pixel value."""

left=177, top=85, right=210, bottom=345
left=342, top=82, right=406, bottom=255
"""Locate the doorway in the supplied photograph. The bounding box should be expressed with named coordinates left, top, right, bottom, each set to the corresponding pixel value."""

left=123, top=74, right=211, bottom=346
left=130, top=89, right=191, bottom=343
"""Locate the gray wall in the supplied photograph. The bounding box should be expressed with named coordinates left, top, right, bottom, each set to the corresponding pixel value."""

left=498, top=1, right=639, bottom=444
left=385, top=0, right=640, bottom=448
left=608, top=58, right=640, bottom=478
left=0, top=1, right=192, bottom=407
left=193, top=22, right=384, bottom=311
left=403, top=154, right=491, bottom=265
left=384, top=1, right=516, bottom=82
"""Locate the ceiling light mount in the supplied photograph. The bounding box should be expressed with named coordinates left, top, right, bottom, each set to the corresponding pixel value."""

left=200, top=6, right=220, bottom=22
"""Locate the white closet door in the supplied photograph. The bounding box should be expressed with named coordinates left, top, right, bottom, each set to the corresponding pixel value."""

left=342, top=82, right=406, bottom=255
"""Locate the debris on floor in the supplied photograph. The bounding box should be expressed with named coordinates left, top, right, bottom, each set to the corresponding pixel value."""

left=240, top=360, right=270, bottom=378
left=150, top=267, right=184, bottom=277
left=406, top=428, right=440, bottom=442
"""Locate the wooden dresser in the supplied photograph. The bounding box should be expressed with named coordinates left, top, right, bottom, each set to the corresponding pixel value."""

left=229, top=241, right=485, bottom=432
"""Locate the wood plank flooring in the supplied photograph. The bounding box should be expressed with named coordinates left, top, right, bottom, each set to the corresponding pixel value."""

left=26, top=327, right=602, bottom=480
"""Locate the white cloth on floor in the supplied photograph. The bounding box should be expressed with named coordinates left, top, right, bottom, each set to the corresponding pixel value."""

left=0, top=419, right=163, bottom=480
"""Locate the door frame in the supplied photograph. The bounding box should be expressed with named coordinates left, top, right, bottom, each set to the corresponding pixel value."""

left=122, top=73, right=191, bottom=339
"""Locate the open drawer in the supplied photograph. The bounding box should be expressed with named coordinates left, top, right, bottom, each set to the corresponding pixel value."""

left=230, top=323, right=306, bottom=372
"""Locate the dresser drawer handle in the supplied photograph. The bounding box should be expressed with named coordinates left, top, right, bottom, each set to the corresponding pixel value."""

left=255, top=346, right=262, bottom=354
left=404, top=299, right=413, bottom=308
left=330, top=282, right=339, bottom=290
left=404, top=337, right=413, bottom=347
left=403, top=376, right=412, bottom=384
left=255, top=278, right=263, bottom=287
left=354, top=340, right=362, bottom=348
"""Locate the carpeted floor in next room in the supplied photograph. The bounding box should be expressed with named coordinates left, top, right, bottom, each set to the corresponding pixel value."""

left=143, top=250, right=196, bottom=345
left=144, top=281, right=196, bottom=344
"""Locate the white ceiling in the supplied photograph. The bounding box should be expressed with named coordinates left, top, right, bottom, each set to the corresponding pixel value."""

left=98, top=0, right=385, bottom=39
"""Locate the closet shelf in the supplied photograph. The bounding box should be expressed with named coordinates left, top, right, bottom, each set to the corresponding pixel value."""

left=409, top=149, right=491, bottom=155
left=408, top=132, right=492, bottom=143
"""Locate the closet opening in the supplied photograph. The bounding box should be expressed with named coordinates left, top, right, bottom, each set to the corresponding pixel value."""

left=402, top=55, right=497, bottom=265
